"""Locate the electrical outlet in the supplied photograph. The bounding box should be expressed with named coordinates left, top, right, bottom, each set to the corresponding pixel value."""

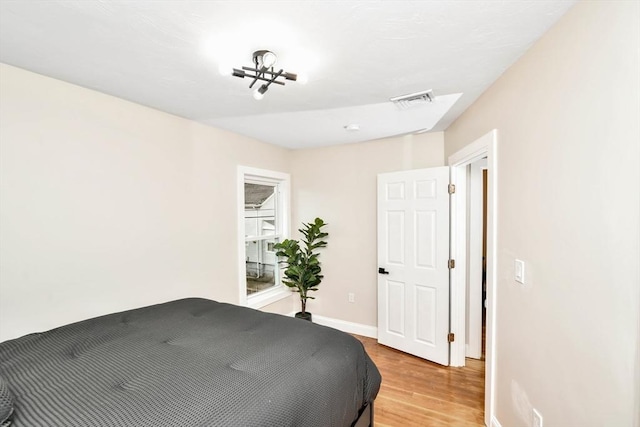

left=532, top=408, right=543, bottom=427
left=348, top=293, right=355, bottom=303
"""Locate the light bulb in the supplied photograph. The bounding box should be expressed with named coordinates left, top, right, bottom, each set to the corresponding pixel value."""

left=297, top=73, right=309, bottom=85
left=218, top=64, right=233, bottom=76
left=261, top=51, right=277, bottom=68
left=253, top=89, right=264, bottom=100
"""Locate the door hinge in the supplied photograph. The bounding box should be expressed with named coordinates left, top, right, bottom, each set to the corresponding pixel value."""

left=448, top=184, right=456, bottom=194
left=447, top=333, right=455, bottom=343
left=448, top=259, right=455, bottom=269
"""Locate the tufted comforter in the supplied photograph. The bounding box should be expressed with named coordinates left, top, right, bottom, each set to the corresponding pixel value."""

left=0, top=298, right=381, bottom=426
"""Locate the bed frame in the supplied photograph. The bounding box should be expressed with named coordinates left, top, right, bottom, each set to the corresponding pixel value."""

left=352, top=402, right=374, bottom=427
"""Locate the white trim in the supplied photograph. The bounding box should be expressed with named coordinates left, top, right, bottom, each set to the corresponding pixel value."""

left=237, top=166, right=291, bottom=308
left=448, top=129, right=498, bottom=427
left=247, top=286, right=292, bottom=309
left=448, top=132, right=495, bottom=165
left=490, top=415, right=503, bottom=427
left=286, top=312, right=378, bottom=339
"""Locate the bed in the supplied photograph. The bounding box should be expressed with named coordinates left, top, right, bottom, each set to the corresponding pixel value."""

left=0, top=298, right=381, bottom=426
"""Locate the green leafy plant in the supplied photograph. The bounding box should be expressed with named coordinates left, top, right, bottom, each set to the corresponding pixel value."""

left=273, top=218, right=328, bottom=316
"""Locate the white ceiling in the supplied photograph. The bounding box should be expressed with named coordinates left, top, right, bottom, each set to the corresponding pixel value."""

left=0, top=0, right=576, bottom=149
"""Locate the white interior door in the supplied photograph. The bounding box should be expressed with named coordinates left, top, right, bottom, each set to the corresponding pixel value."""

left=377, top=167, right=450, bottom=366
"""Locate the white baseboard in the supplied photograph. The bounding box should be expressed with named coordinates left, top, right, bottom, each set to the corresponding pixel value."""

left=286, top=312, right=377, bottom=339
left=490, top=415, right=502, bottom=427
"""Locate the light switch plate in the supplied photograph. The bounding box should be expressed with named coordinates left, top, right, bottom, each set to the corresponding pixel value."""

left=515, top=259, right=525, bottom=284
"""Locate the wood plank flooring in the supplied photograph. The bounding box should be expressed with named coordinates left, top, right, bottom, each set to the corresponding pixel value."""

left=354, top=335, right=485, bottom=427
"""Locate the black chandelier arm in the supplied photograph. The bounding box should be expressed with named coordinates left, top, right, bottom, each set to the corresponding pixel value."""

left=262, top=68, right=284, bottom=89
left=232, top=69, right=286, bottom=86
left=240, top=67, right=297, bottom=82
left=241, top=66, right=284, bottom=76
left=238, top=68, right=287, bottom=88
left=242, top=66, right=289, bottom=81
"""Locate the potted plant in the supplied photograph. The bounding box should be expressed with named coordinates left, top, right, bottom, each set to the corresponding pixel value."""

left=273, top=217, right=328, bottom=321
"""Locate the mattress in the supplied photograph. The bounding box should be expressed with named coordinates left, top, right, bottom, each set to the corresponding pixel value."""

left=0, top=298, right=381, bottom=426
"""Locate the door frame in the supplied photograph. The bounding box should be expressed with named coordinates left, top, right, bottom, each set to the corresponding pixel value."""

left=448, top=129, right=497, bottom=427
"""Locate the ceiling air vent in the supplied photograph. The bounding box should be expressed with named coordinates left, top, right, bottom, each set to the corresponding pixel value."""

left=390, top=89, right=434, bottom=110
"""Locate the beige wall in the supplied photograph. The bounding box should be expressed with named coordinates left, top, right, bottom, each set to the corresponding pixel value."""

left=290, top=133, right=444, bottom=326
left=0, top=62, right=443, bottom=339
left=0, top=64, right=294, bottom=341
left=445, top=2, right=639, bottom=426
left=0, top=63, right=444, bottom=340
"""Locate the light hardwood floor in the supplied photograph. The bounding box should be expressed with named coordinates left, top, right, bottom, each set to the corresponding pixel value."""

left=354, top=335, right=485, bottom=427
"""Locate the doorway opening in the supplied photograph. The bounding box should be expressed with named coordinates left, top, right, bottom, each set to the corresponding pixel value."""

left=448, top=129, right=497, bottom=427
left=466, top=158, right=488, bottom=361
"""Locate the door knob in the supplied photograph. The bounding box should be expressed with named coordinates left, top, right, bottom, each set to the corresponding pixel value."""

left=378, top=267, right=389, bottom=275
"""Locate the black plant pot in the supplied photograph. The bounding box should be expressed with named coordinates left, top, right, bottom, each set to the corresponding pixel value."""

left=295, top=311, right=312, bottom=322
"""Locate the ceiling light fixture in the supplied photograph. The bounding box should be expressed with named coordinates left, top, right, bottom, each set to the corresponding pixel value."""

left=232, top=50, right=297, bottom=99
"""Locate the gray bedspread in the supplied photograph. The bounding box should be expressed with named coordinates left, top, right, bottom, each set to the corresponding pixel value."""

left=0, top=298, right=381, bottom=426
